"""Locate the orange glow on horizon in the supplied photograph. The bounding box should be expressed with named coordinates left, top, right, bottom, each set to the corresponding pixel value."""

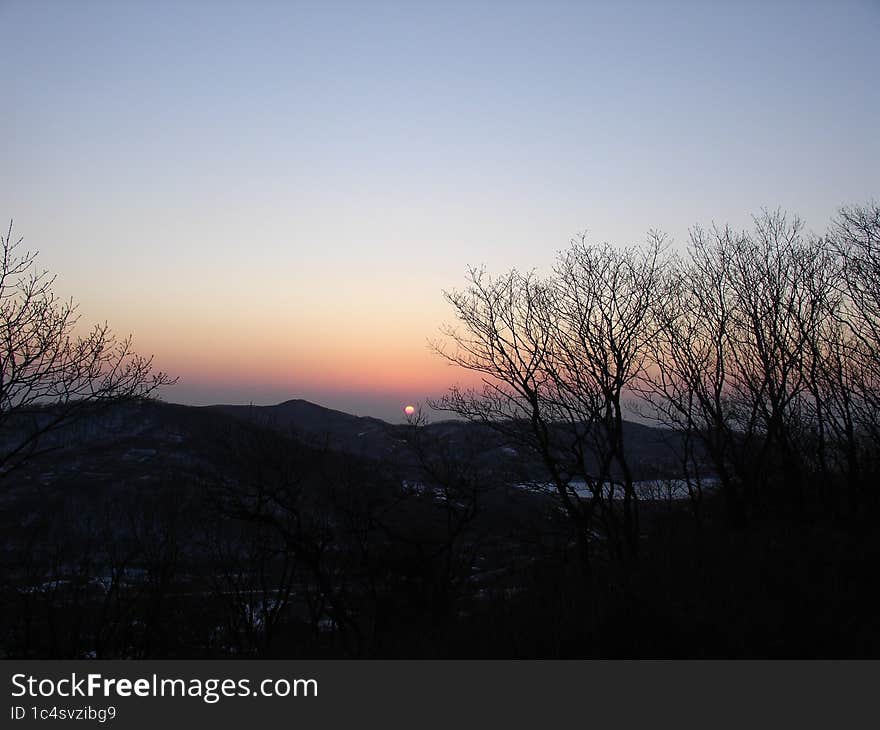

left=152, top=338, right=484, bottom=402
left=94, top=273, right=483, bottom=404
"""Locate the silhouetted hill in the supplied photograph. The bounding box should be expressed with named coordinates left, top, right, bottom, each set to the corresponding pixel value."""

left=204, top=399, right=394, bottom=458
left=11, top=396, right=875, bottom=660
left=200, top=399, right=688, bottom=478
left=0, top=397, right=693, bottom=498
left=208, top=399, right=383, bottom=434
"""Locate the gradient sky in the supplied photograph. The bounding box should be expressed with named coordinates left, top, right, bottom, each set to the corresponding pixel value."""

left=2, top=0, right=878, bottom=421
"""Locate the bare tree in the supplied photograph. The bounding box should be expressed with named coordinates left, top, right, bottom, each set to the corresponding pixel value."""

left=642, top=227, right=741, bottom=522
left=432, top=234, right=667, bottom=573
left=826, top=202, right=880, bottom=509
left=646, top=212, right=845, bottom=522
left=0, top=222, right=175, bottom=476
left=644, top=206, right=880, bottom=523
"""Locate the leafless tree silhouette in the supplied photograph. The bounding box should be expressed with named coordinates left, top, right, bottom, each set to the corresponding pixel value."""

left=645, top=212, right=842, bottom=523
left=435, top=204, right=880, bottom=556
left=432, top=234, right=667, bottom=574
left=0, top=222, right=175, bottom=476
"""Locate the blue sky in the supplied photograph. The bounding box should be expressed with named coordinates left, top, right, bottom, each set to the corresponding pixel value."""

left=2, top=0, right=878, bottom=421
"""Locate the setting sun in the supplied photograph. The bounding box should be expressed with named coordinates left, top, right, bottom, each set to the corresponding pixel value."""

left=3, top=0, right=876, bottom=671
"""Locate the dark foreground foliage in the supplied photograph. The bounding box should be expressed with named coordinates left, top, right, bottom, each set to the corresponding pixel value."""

left=2, top=202, right=879, bottom=657
left=0, top=400, right=877, bottom=659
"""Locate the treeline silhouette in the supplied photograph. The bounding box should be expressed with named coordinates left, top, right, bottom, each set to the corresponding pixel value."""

left=1, top=203, right=879, bottom=658
left=433, top=203, right=880, bottom=570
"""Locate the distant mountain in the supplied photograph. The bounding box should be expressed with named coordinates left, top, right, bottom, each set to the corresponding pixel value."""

left=208, top=398, right=384, bottom=433
left=204, top=398, right=689, bottom=478
left=1, top=397, right=693, bottom=498
left=204, top=399, right=396, bottom=458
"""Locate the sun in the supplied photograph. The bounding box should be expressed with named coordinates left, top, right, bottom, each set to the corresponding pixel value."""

left=404, top=405, right=416, bottom=416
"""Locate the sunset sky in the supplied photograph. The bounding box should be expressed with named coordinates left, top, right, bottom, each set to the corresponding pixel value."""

left=2, top=1, right=878, bottom=421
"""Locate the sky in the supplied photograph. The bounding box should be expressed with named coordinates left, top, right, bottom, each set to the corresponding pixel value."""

left=2, top=0, right=878, bottom=422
